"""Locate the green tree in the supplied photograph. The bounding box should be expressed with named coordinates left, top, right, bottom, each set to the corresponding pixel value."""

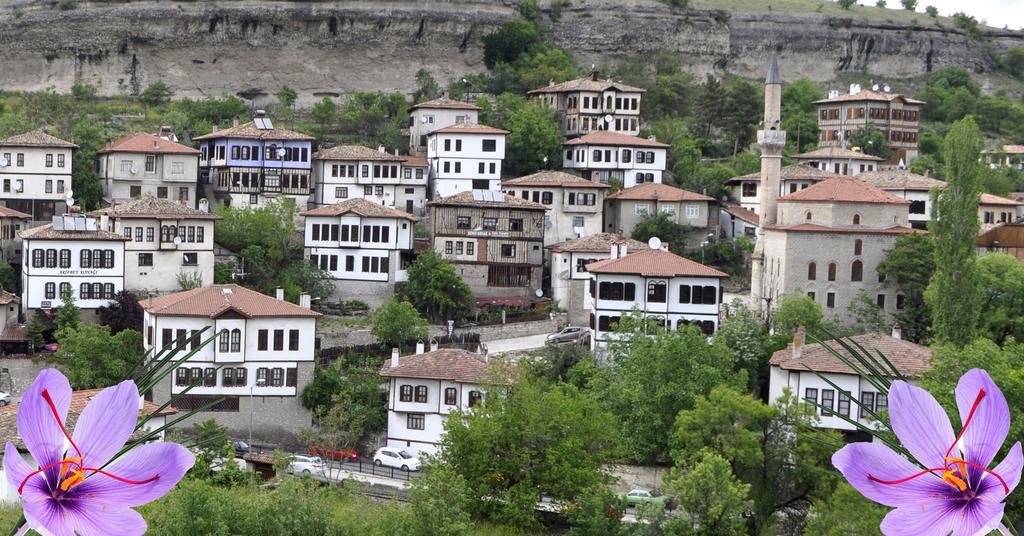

left=337, top=91, right=409, bottom=149
left=926, top=117, right=984, bottom=346
left=97, top=290, right=144, bottom=335
left=952, top=12, right=979, bottom=37
left=54, top=284, right=80, bottom=332
left=877, top=232, right=934, bottom=343
left=370, top=298, right=429, bottom=350
left=925, top=5, right=938, bottom=17
left=599, top=321, right=744, bottom=462
left=311, top=97, right=338, bottom=137
left=300, top=359, right=387, bottom=446
left=846, top=290, right=890, bottom=335
left=718, top=300, right=773, bottom=395
left=503, top=100, right=562, bottom=175
left=276, top=86, right=297, bottom=112
left=848, top=125, right=892, bottom=160
left=403, top=250, right=474, bottom=323
left=70, top=116, right=107, bottom=210
left=140, top=81, right=173, bottom=106
left=721, top=77, right=762, bottom=155
left=630, top=210, right=690, bottom=255
left=900, top=0, right=917, bottom=9
left=781, top=78, right=824, bottom=153
left=0, top=262, right=17, bottom=294
left=694, top=75, right=724, bottom=139
left=439, top=376, right=616, bottom=530
left=665, top=450, right=751, bottom=536
left=975, top=253, right=1024, bottom=344
left=838, top=0, right=856, bottom=9
left=70, top=82, right=97, bottom=101
left=772, top=293, right=825, bottom=337
left=412, top=68, right=442, bottom=103
left=804, top=482, right=888, bottom=535
left=407, top=463, right=473, bottom=536
left=481, top=20, right=542, bottom=69
left=876, top=0, right=887, bottom=7
left=1001, top=48, right=1024, bottom=79
left=54, top=324, right=144, bottom=389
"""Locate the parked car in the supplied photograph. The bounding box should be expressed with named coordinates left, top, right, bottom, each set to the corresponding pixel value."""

left=619, top=489, right=672, bottom=509
left=546, top=326, right=590, bottom=344
left=308, top=445, right=359, bottom=462
left=0, top=392, right=10, bottom=406
left=232, top=441, right=251, bottom=457
left=372, top=447, right=421, bottom=472
left=287, top=455, right=326, bottom=476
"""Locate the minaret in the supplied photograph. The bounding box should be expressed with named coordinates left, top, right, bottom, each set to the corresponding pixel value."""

left=751, top=52, right=786, bottom=320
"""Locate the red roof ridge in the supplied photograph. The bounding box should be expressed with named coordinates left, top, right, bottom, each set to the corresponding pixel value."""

left=607, top=182, right=714, bottom=202
left=586, top=248, right=728, bottom=278
left=778, top=177, right=909, bottom=205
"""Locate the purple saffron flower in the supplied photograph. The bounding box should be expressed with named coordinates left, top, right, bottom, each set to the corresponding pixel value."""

left=833, top=368, right=1023, bottom=536
left=3, top=369, right=195, bottom=536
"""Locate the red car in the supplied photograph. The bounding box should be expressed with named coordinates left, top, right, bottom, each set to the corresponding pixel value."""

left=307, top=445, right=359, bottom=462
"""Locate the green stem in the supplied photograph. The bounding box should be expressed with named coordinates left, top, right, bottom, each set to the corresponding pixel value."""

left=6, top=514, right=24, bottom=536
left=1001, top=518, right=1019, bottom=536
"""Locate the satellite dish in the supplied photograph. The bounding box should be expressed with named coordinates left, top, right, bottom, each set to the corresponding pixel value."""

left=0, top=157, right=7, bottom=167
left=872, top=84, right=880, bottom=91
left=534, top=289, right=544, bottom=298
left=421, top=116, right=429, bottom=123
left=276, top=147, right=286, bottom=158
left=883, top=84, right=891, bottom=92
left=66, top=197, right=74, bottom=207
left=603, top=114, right=613, bottom=124
left=648, top=236, right=662, bottom=250
left=173, top=236, right=182, bottom=245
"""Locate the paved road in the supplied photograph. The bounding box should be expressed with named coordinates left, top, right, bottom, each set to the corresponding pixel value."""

left=484, top=334, right=549, bottom=355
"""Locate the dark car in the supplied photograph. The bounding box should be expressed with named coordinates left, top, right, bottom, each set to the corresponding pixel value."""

left=232, top=441, right=251, bottom=457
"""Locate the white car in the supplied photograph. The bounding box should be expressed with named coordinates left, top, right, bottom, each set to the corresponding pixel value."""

left=287, top=455, right=325, bottom=476
left=372, top=447, right=421, bottom=472
left=0, top=392, right=9, bottom=406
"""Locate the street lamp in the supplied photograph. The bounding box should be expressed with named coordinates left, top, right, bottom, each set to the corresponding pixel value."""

left=248, top=377, right=266, bottom=447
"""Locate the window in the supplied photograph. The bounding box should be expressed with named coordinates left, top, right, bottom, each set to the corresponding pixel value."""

left=182, top=253, right=198, bottom=266
left=573, top=215, right=585, bottom=227
left=468, top=390, right=482, bottom=407
left=175, top=368, right=189, bottom=387
left=686, top=205, right=699, bottom=218
left=44, top=282, right=55, bottom=300
left=467, top=242, right=474, bottom=256
left=875, top=394, right=888, bottom=414
left=407, top=414, right=425, bottom=430
left=190, top=367, right=203, bottom=387
left=59, top=249, right=70, bottom=268
left=851, top=260, right=863, bottom=282
left=826, top=292, right=836, bottom=308
left=273, top=329, right=284, bottom=351
left=647, top=281, right=667, bottom=303
left=219, top=330, right=230, bottom=353
left=336, top=187, right=348, bottom=199
left=146, top=227, right=154, bottom=242
left=444, top=387, right=458, bottom=405
left=910, top=200, right=926, bottom=214
left=827, top=263, right=837, bottom=281
left=270, top=368, right=284, bottom=387
left=854, top=239, right=863, bottom=256
left=634, top=204, right=650, bottom=216
left=896, top=294, right=905, bottom=310
left=222, top=368, right=235, bottom=387
left=482, top=139, right=496, bottom=152
left=821, top=389, right=835, bottom=416
left=138, top=253, right=153, bottom=267
left=877, top=294, right=886, bottom=308
left=230, top=329, right=241, bottom=352
left=16, top=154, right=23, bottom=167
left=31, top=250, right=43, bottom=268
left=289, top=329, right=299, bottom=351
left=203, top=368, right=216, bottom=387
left=399, top=385, right=413, bottom=402
left=804, top=388, right=818, bottom=406
left=57, top=154, right=65, bottom=167
left=456, top=216, right=471, bottom=229
left=500, top=244, right=516, bottom=257
left=860, top=392, right=876, bottom=419
left=853, top=214, right=861, bottom=225
left=256, top=367, right=268, bottom=387
left=482, top=217, right=498, bottom=230
left=541, top=192, right=553, bottom=205
left=157, top=187, right=168, bottom=199
left=45, top=180, right=52, bottom=194
left=598, top=281, right=636, bottom=301
left=414, top=385, right=428, bottom=403
left=145, top=155, right=156, bottom=173
left=838, top=391, right=851, bottom=417
left=509, top=218, right=523, bottom=232
left=807, top=262, right=816, bottom=280
left=45, top=248, right=57, bottom=268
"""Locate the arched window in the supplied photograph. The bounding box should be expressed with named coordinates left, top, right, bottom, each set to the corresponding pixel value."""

left=808, top=262, right=817, bottom=281
left=805, top=211, right=812, bottom=221
left=827, top=263, right=837, bottom=282
left=219, top=330, right=229, bottom=353
left=853, top=214, right=861, bottom=225
left=854, top=239, right=863, bottom=256
left=851, top=260, right=863, bottom=282
left=230, top=329, right=241, bottom=352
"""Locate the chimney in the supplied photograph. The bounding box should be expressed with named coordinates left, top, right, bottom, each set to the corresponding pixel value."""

left=660, top=242, right=669, bottom=252
left=394, top=148, right=399, bottom=156
left=99, top=214, right=109, bottom=231
left=415, top=341, right=425, bottom=354
left=159, top=126, right=172, bottom=139
left=378, top=145, right=385, bottom=153
left=152, top=139, right=159, bottom=149
left=254, top=109, right=267, bottom=119
left=199, top=198, right=209, bottom=213
left=232, top=118, right=239, bottom=128
left=891, top=324, right=902, bottom=340
left=828, top=89, right=840, bottom=99
left=300, top=293, right=311, bottom=309
left=391, top=348, right=400, bottom=368
left=610, top=245, right=617, bottom=259
left=619, top=244, right=628, bottom=258
left=430, top=339, right=439, bottom=352
left=275, top=288, right=284, bottom=301
left=792, top=326, right=805, bottom=360
left=849, top=83, right=861, bottom=95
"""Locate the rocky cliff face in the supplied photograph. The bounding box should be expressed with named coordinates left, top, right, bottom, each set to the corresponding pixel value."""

left=0, top=0, right=1020, bottom=105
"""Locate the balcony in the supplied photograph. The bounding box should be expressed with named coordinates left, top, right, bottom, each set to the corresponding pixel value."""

left=757, top=130, right=786, bottom=149
left=281, top=186, right=311, bottom=196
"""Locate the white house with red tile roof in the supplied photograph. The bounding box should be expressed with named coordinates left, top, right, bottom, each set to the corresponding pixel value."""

left=426, top=123, right=508, bottom=199
left=604, top=183, right=718, bottom=248
left=379, top=347, right=506, bottom=456
left=310, top=144, right=428, bottom=215
left=142, top=284, right=320, bottom=442
left=547, top=233, right=646, bottom=324
left=795, top=147, right=884, bottom=177
left=528, top=72, right=644, bottom=137
left=408, top=97, right=481, bottom=156
left=584, top=243, right=727, bottom=349
left=300, top=198, right=417, bottom=307
left=96, top=130, right=201, bottom=206
left=501, top=171, right=609, bottom=246
left=0, top=130, right=77, bottom=225
left=768, top=329, right=930, bottom=436
left=982, top=145, right=1024, bottom=171
left=727, top=164, right=844, bottom=214
left=562, top=131, right=668, bottom=188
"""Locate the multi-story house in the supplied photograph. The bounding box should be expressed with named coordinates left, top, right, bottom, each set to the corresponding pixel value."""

left=408, top=97, right=481, bottom=156
left=501, top=171, right=609, bottom=246
left=143, top=284, right=321, bottom=443
left=380, top=347, right=502, bottom=456
left=96, top=130, right=200, bottom=206
left=548, top=233, right=645, bottom=325
left=87, top=197, right=218, bottom=294
left=719, top=205, right=759, bottom=241
left=562, top=132, right=668, bottom=188
left=768, top=329, right=930, bottom=438
left=427, top=191, right=547, bottom=297
left=815, top=84, right=924, bottom=163
left=604, top=183, right=718, bottom=248
left=310, top=145, right=428, bottom=215
left=301, top=198, right=417, bottom=307
left=982, top=145, right=1024, bottom=171
left=20, top=214, right=127, bottom=319
left=528, top=72, right=644, bottom=138
left=427, top=123, right=508, bottom=199
left=727, top=164, right=843, bottom=214
left=0, top=206, right=31, bottom=264
left=796, top=147, right=883, bottom=176
left=0, top=131, right=77, bottom=224
left=752, top=177, right=919, bottom=324
left=194, top=111, right=315, bottom=210
left=585, top=243, right=727, bottom=349
left=979, top=193, right=1024, bottom=231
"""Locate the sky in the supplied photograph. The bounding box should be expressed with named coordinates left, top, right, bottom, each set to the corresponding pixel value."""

left=919, top=0, right=1024, bottom=30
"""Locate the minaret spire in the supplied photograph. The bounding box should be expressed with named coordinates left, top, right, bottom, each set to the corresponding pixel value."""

left=751, top=51, right=787, bottom=320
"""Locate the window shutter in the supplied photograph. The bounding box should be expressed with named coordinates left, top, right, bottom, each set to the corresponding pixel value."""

left=286, top=368, right=297, bottom=387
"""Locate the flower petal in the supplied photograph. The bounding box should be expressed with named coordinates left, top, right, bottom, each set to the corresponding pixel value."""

left=955, top=369, right=1010, bottom=484
left=69, top=504, right=147, bottom=536
left=4, top=442, right=34, bottom=494
left=976, top=442, right=1023, bottom=502
left=888, top=380, right=956, bottom=469
left=18, top=368, right=72, bottom=490
left=19, top=476, right=74, bottom=536
left=880, top=498, right=1002, bottom=536
left=833, top=441, right=949, bottom=508
left=75, top=441, right=195, bottom=508
left=954, top=501, right=1005, bottom=536
left=71, top=379, right=139, bottom=468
